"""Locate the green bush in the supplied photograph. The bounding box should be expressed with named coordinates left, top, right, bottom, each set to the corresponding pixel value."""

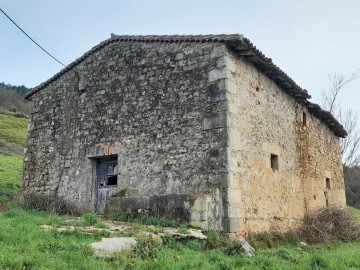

left=162, top=234, right=181, bottom=250
left=274, top=248, right=294, bottom=260
left=248, top=231, right=299, bottom=249
left=223, top=241, right=245, bottom=256
left=182, top=239, right=204, bottom=251
left=177, top=223, right=189, bottom=234
left=134, top=235, right=161, bottom=260
left=82, top=212, right=98, bottom=226
left=204, top=229, right=228, bottom=250
left=309, top=255, right=329, bottom=270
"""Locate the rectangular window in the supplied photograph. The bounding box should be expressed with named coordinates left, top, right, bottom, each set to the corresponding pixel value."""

left=326, top=178, right=331, bottom=189
left=270, top=154, right=279, bottom=171
left=302, top=112, right=307, bottom=126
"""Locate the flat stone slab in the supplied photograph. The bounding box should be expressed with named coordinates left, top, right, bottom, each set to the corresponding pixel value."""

left=90, top=237, right=137, bottom=257
left=163, top=227, right=207, bottom=240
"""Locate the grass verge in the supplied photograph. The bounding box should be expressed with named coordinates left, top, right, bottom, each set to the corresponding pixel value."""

left=0, top=154, right=23, bottom=196
left=0, top=206, right=360, bottom=269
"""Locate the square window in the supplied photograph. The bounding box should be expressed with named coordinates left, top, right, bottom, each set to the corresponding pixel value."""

left=270, top=154, right=279, bottom=171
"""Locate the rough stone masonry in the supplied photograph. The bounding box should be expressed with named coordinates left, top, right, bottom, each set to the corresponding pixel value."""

left=22, top=34, right=347, bottom=237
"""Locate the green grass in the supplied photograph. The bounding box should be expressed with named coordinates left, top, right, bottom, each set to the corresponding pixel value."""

left=348, top=206, right=360, bottom=224
left=0, top=205, right=359, bottom=270
left=0, top=112, right=28, bottom=196
left=0, top=207, right=111, bottom=270
left=0, top=113, right=28, bottom=146
left=0, top=154, right=23, bottom=195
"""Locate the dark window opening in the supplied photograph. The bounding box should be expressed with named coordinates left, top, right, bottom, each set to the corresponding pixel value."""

left=326, top=178, right=331, bottom=189
left=302, top=112, right=307, bottom=126
left=107, top=175, right=118, bottom=186
left=270, top=154, right=279, bottom=171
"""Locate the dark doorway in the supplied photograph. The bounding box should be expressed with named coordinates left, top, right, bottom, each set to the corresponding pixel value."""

left=94, top=155, right=118, bottom=214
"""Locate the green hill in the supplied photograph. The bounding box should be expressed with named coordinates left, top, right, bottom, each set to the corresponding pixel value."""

left=0, top=112, right=29, bottom=197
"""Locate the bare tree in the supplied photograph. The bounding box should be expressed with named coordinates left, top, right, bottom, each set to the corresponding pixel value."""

left=322, top=71, right=360, bottom=167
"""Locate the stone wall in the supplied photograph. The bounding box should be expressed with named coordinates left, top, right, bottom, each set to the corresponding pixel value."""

left=224, top=48, right=345, bottom=236
left=22, top=42, right=229, bottom=230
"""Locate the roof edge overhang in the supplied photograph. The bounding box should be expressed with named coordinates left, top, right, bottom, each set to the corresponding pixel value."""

left=25, top=34, right=347, bottom=138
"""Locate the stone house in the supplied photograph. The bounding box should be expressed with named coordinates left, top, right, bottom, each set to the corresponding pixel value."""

left=23, top=34, right=347, bottom=236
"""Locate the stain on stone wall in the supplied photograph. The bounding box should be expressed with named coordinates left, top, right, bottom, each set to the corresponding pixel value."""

left=225, top=48, right=345, bottom=236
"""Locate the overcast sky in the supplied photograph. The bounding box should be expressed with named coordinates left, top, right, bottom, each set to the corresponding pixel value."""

left=1, top=0, right=359, bottom=112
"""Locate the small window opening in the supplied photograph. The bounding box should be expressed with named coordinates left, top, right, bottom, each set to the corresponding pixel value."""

left=107, top=175, right=118, bottom=186
left=326, top=178, right=331, bottom=189
left=302, top=112, right=307, bottom=126
left=106, top=164, right=118, bottom=186
left=270, top=154, right=279, bottom=171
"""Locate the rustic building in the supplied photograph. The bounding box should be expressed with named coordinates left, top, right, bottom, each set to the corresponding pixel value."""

left=23, top=34, right=347, bottom=236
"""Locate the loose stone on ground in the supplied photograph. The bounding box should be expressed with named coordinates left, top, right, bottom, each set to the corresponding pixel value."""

left=90, top=237, right=137, bottom=257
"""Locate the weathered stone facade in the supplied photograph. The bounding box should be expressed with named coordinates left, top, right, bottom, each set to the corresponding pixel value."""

left=23, top=34, right=346, bottom=235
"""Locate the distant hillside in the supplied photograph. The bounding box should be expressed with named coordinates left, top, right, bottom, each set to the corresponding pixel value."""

left=0, top=82, right=31, bottom=156
left=345, top=166, right=360, bottom=209
left=0, top=82, right=29, bottom=96
left=0, top=82, right=32, bottom=115
left=0, top=113, right=28, bottom=155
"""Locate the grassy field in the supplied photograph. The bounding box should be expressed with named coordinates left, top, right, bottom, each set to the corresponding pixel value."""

left=0, top=206, right=360, bottom=270
left=348, top=206, right=360, bottom=224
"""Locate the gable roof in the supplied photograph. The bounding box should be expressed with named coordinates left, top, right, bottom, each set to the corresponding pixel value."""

left=25, top=34, right=347, bottom=138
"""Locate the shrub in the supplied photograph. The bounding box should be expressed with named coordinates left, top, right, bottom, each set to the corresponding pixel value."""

left=248, top=231, right=299, bottom=249
left=162, top=234, right=182, bottom=250
left=296, top=208, right=360, bottom=244
left=274, top=248, right=294, bottom=260
left=182, top=239, right=204, bottom=251
left=82, top=212, right=98, bottom=226
left=134, top=235, right=161, bottom=260
left=17, top=192, right=79, bottom=215
left=204, top=229, right=229, bottom=250
left=309, top=255, right=329, bottom=270
left=223, top=241, right=245, bottom=256
left=177, top=224, right=189, bottom=234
